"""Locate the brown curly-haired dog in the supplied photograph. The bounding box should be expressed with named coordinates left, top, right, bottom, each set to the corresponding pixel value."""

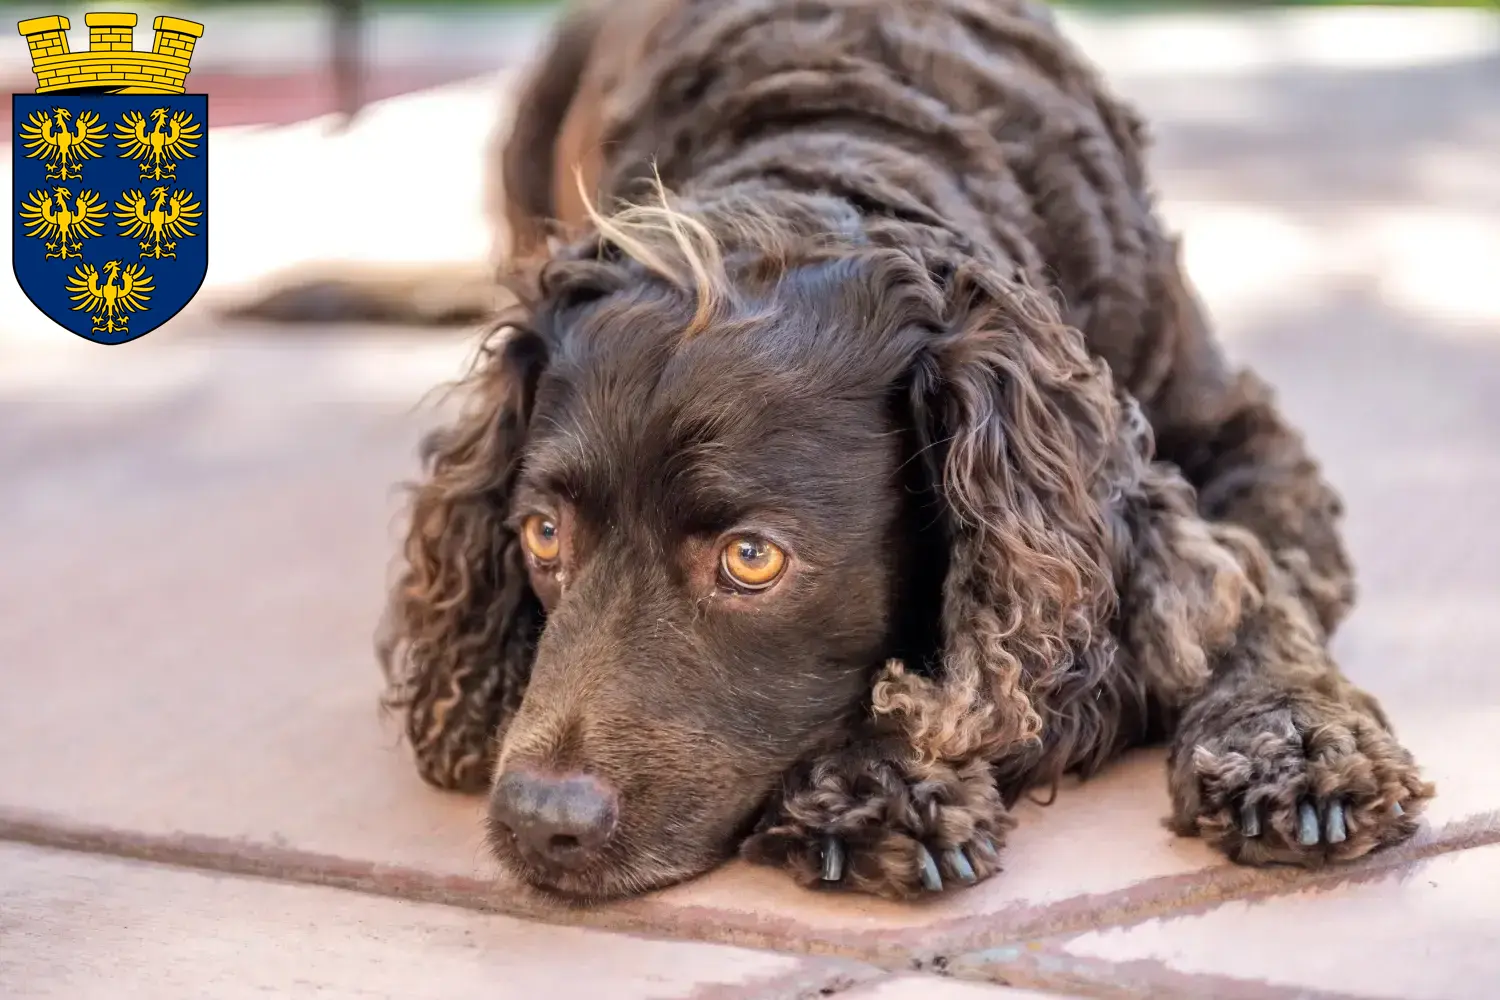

left=371, top=0, right=1434, bottom=902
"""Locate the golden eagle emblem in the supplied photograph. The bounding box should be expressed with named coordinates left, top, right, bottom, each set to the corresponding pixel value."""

left=66, top=260, right=155, bottom=336
left=18, top=186, right=107, bottom=260
left=19, top=107, right=107, bottom=182
left=115, top=108, right=202, bottom=182
left=115, top=186, right=203, bottom=260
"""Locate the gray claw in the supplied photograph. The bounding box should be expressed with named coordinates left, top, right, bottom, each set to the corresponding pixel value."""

left=1392, top=801, right=1405, bottom=818
left=1325, top=800, right=1347, bottom=844
left=820, top=836, right=845, bottom=882
left=916, top=843, right=943, bottom=892
left=947, top=847, right=976, bottom=883
left=1240, top=802, right=1261, bottom=838
left=972, top=834, right=999, bottom=861
left=1297, top=801, right=1320, bottom=846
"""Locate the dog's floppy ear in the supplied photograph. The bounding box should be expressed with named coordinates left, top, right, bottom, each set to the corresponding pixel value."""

left=377, top=317, right=550, bottom=792
left=874, top=259, right=1125, bottom=776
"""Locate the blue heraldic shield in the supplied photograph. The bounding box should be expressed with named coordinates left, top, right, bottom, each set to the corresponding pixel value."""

left=13, top=93, right=208, bottom=344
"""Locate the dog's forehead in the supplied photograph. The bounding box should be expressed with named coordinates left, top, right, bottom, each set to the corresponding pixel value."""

left=596, top=305, right=889, bottom=423
left=524, top=295, right=901, bottom=511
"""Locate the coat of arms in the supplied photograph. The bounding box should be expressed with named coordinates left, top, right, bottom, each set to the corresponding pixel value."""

left=12, top=12, right=207, bottom=344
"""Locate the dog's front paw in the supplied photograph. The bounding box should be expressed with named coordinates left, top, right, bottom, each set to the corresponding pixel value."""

left=1172, top=697, right=1434, bottom=866
left=741, top=747, right=1014, bottom=900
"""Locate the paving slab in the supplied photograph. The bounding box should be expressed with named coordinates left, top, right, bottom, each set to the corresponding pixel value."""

left=1045, top=842, right=1500, bottom=1000
left=0, top=841, right=878, bottom=1000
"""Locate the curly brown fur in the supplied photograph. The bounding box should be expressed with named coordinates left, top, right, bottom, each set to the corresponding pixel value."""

left=376, top=321, right=549, bottom=791
left=743, top=715, right=1015, bottom=899
left=372, top=0, right=1432, bottom=902
left=1166, top=572, right=1434, bottom=866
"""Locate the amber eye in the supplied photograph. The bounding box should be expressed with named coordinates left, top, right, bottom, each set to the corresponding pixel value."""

left=720, top=536, right=787, bottom=591
left=521, top=514, right=561, bottom=564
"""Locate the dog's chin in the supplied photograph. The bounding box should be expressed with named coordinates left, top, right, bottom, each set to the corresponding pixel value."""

left=486, top=823, right=723, bottom=906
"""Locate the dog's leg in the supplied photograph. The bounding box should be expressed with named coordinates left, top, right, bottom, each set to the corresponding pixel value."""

left=1131, top=238, right=1355, bottom=637
left=741, top=723, right=1015, bottom=899
left=1109, top=455, right=1434, bottom=863
left=1165, top=560, right=1435, bottom=865
left=1117, top=241, right=1433, bottom=858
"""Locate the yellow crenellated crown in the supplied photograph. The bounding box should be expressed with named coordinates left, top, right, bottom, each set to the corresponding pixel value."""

left=18, top=12, right=202, bottom=94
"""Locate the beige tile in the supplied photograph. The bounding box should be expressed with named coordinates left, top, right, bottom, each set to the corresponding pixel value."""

left=846, top=973, right=1075, bottom=998
left=0, top=842, right=862, bottom=1000
left=0, top=340, right=491, bottom=876
left=1061, top=844, right=1500, bottom=1000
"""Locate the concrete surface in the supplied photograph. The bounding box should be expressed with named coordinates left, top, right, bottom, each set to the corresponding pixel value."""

left=1057, top=844, right=1500, bottom=1000
left=0, top=842, right=886, bottom=1000
left=1, top=7, right=1498, bottom=1000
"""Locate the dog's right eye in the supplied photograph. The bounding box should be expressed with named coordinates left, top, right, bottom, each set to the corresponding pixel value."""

left=720, top=536, right=787, bottom=591
left=521, top=515, right=561, bottom=564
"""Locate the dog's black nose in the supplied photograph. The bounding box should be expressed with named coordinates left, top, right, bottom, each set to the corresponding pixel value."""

left=490, top=767, right=619, bottom=868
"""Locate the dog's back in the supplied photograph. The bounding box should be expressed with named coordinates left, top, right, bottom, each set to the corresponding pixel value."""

left=507, top=0, right=1144, bottom=235
left=505, top=0, right=1193, bottom=395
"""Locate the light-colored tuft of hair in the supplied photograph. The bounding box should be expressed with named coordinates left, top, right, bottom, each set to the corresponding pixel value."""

left=575, top=168, right=731, bottom=337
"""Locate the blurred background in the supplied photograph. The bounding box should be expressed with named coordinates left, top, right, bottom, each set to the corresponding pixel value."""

left=0, top=4, right=1498, bottom=976
left=5, top=0, right=1494, bottom=623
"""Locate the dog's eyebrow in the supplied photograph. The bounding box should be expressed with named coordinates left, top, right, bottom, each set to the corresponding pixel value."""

left=663, top=476, right=774, bottom=531
left=663, top=437, right=856, bottom=527
left=513, top=419, right=597, bottom=504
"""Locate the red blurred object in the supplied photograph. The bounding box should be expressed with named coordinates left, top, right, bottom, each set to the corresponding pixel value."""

left=0, top=66, right=483, bottom=132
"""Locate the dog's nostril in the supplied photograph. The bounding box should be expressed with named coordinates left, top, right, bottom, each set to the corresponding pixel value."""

left=490, top=767, right=619, bottom=870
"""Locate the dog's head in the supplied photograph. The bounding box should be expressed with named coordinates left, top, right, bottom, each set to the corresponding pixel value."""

left=381, top=196, right=1122, bottom=902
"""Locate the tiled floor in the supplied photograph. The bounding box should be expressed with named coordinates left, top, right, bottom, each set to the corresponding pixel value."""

left=1, top=843, right=881, bottom=1000
left=2, top=7, right=1497, bottom=999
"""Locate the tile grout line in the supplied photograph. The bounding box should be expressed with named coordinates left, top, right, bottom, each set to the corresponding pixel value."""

left=680, top=961, right=886, bottom=1000
left=2, top=806, right=1497, bottom=988
left=904, top=810, right=1500, bottom=965
left=940, top=942, right=1390, bottom=1000
left=910, top=812, right=1500, bottom=998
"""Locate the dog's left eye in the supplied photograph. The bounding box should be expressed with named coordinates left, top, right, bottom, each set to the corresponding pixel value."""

left=521, top=514, right=562, bottom=564
left=720, top=536, right=787, bottom=591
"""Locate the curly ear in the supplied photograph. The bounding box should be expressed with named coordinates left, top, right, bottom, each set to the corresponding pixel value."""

left=377, top=320, right=549, bottom=792
left=872, top=262, right=1127, bottom=773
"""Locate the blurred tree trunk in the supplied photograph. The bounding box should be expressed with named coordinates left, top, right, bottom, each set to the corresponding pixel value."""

left=330, top=0, right=363, bottom=130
